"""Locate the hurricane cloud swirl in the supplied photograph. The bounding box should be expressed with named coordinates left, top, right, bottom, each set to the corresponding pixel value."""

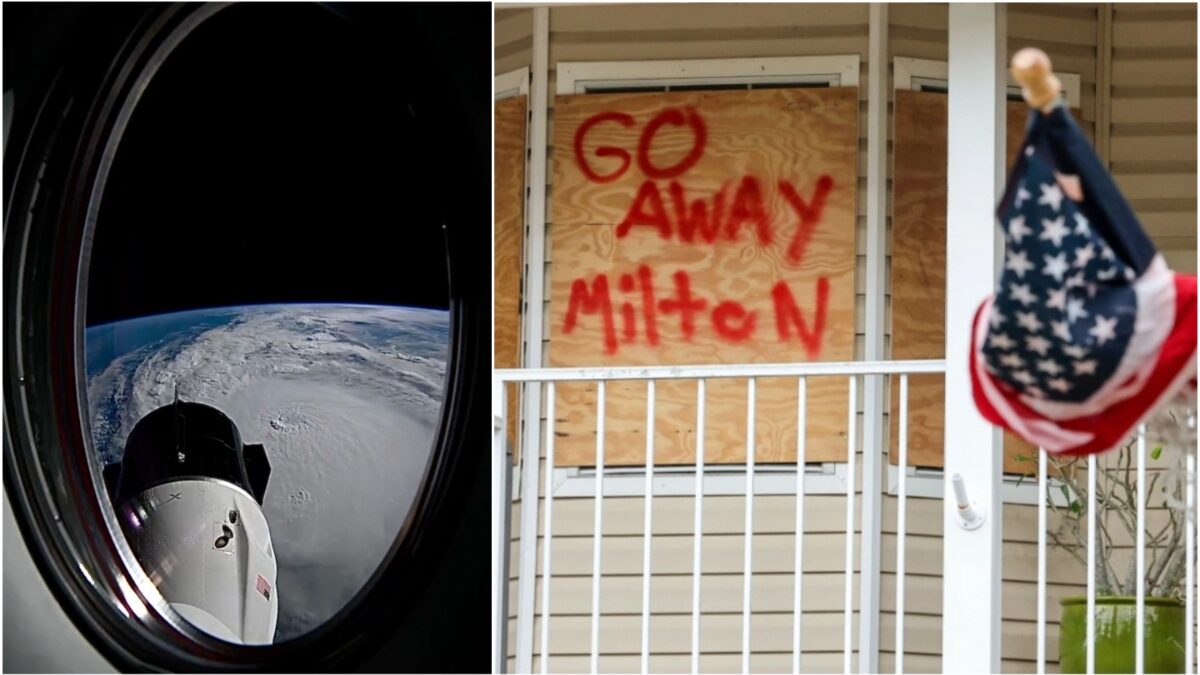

left=86, top=304, right=448, bottom=641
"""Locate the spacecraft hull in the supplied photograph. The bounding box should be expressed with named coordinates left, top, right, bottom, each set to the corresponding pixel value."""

left=119, top=478, right=279, bottom=645
left=104, top=399, right=279, bottom=644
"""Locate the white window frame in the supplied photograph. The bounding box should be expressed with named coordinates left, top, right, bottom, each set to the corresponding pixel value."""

left=893, top=56, right=1081, bottom=107
left=495, top=66, right=529, bottom=101
left=558, top=55, right=860, bottom=95
left=888, top=56, right=1078, bottom=507
left=547, top=55, right=861, bottom=498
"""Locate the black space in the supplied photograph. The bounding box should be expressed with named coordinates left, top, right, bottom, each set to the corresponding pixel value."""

left=65, top=3, right=466, bottom=326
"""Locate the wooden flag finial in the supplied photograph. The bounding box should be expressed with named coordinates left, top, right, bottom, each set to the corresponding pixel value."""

left=1011, top=47, right=1062, bottom=114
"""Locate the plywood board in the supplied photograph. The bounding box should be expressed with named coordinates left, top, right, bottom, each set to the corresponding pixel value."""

left=889, top=91, right=1082, bottom=473
left=550, top=88, right=859, bottom=466
left=495, top=95, right=527, bottom=451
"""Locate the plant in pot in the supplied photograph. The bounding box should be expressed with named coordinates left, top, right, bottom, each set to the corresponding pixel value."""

left=1017, top=403, right=1196, bottom=674
left=1017, top=401, right=1195, bottom=667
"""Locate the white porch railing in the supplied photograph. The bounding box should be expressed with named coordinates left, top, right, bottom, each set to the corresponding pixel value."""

left=493, top=361, right=1198, bottom=675
left=492, top=359, right=944, bottom=674
left=1038, top=416, right=1196, bottom=675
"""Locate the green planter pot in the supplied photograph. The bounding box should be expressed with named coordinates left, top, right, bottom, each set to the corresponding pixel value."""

left=1059, top=596, right=1185, bottom=674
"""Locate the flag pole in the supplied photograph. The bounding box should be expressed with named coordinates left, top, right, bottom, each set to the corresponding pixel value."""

left=1011, top=47, right=1062, bottom=114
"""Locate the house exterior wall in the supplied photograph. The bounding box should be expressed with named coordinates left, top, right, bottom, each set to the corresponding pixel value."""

left=1109, top=3, right=1197, bottom=274
left=496, top=8, right=534, bottom=76
left=498, top=4, right=1196, bottom=672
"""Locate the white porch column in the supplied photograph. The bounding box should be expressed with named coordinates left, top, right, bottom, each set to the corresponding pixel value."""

left=514, top=7, right=550, bottom=675
left=943, top=4, right=1006, bottom=673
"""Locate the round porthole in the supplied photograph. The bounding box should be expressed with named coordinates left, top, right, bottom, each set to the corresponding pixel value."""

left=4, top=3, right=488, bottom=670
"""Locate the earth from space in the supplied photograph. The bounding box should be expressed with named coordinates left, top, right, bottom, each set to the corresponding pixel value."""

left=85, top=303, right=448, bottom=642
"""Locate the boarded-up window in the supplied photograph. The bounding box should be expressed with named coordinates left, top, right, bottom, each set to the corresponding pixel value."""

left=549, top=88, right=859, bottom=466
left=889, top=89, right=1082, bottom=474
left=495, top=95, right=527, bottom=452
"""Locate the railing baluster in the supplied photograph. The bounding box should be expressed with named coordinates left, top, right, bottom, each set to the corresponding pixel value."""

left=541, top=383, right=555, bottom=674
left=493, top=380, right=510, bottom=674
left=516, top=380, right=542, bottom=674
left=1137, top=425, right=1147, bottom=675
left=641, top=380, right=655, bottom=675
left=1186, top=450, right=1194, bottom=675
left=844, top=375, right=857, bottom=675
left=692, top=379, right=706, bottom=674
left=591, top=381, right=606, bottom=674
left=743, top=377, right=757, bottom=674
left=896, top=375, right=909, bottom=675
left=1037, top=447, right=1046, bottom=675
left=794, top=376, right=807, bottom=675
left=1087, top=454, right=1096, bottom=675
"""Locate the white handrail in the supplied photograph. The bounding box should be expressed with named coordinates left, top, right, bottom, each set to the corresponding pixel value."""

left=494, top=359, right=946, bottom=383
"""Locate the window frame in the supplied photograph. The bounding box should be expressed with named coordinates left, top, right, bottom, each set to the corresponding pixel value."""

left=893, top=56, right=1082, bottom=106
left=887, top=56, right=1079, bottom=506
left=495, top=66, right=529, bottom=101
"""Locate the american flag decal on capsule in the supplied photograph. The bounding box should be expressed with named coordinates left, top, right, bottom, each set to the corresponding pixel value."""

left=256, top=574, right=272, bottom=601
left=971, top=100, right=1197, bottom=456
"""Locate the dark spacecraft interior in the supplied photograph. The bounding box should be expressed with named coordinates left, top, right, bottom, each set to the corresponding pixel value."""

left=4, top=3, right=489, bottom=672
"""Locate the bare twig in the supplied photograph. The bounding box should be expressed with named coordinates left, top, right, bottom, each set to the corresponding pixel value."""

left=1042, top=416, right=1194, bottom=599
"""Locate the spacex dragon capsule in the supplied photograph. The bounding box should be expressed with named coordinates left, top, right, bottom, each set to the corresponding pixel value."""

left=102, top=394, right=278, bottom=644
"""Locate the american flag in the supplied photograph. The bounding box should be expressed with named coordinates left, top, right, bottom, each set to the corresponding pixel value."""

left=971, top=101, right=1196, bottom=456
left=256, top=574, right=272, bottom=601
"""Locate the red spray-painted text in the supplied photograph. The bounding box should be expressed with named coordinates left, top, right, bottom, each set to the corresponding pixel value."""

left=565, top=106, right=837, bottom=356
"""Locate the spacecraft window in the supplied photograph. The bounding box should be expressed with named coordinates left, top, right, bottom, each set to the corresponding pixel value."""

left=81, top=2, right=453, bottom=646
left=5, top=3, right=486, bottom=669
